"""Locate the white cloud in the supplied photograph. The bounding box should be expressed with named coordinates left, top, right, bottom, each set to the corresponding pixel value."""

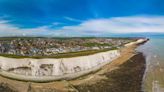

left=0, top=20, right=50, bottom=37
left=61, top=16, right=164, bottom=33
left=52, top=22, right=62, bottom=26
left=63, top=16, right=82, bottom=22
left=0, top=16, right=164, bottom=37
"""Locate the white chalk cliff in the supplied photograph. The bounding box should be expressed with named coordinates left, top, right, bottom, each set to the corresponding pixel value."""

left=0, top=39, right=147, bottom=82
left=0, top=50, right=120, bottom=82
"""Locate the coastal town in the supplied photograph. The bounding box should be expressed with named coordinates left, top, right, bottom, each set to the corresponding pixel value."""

left=0, top=37, right=136, bottom=57
left=0, top=38, right=149, bottom=92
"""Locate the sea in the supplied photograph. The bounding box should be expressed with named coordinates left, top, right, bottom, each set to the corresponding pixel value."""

left=136, top=36, right=164, bottom=92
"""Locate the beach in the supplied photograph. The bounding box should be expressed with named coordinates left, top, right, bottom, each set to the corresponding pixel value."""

left=73, top=53, right=145, bottom=92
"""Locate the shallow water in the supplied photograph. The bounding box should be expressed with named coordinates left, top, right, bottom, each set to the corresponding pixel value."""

left=137, top=37, right=164, bottom=92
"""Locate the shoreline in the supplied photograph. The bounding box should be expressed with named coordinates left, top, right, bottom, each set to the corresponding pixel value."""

left=73, top=52, right=146, bottom=92
left=0, top=39, right=148, bottom=92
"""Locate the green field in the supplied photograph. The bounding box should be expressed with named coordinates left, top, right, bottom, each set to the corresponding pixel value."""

left=0, top=47, right=117, bottom=59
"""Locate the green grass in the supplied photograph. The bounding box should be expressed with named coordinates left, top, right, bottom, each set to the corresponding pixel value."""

left=82, top=42, right=112, bottom=47
left=0, top=47, right=117, bottom=59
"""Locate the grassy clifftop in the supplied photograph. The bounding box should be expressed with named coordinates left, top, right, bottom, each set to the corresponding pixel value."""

left=0, top=48, right=117, bottom=59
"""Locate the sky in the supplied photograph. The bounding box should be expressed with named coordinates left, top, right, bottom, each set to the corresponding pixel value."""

left=0, top=0, right=164, bottom=37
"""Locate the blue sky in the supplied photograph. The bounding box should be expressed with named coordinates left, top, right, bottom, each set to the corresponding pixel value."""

left=0, top=0, right=164, bottom=36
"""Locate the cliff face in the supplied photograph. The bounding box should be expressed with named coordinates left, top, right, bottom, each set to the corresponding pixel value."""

left=124, top=38, right=148, bottom=47
left=0, top=50, right=120, bottom=82
left=0, top=39, right=148, bottom=82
